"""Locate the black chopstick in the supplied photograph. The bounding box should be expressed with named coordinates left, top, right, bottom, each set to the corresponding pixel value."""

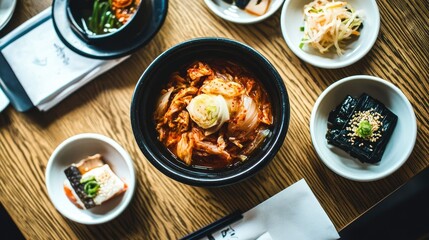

left=180, top=210, right=243, bottom=240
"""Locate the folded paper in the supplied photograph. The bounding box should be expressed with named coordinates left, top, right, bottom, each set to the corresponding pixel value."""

left=0, top=7, right=128, bottom=112
left=204, top=179, right=339, bottom=240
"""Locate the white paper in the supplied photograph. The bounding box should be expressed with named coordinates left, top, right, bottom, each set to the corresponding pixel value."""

left=36, top=56, right=128, bottom=111
left=0, top=7, right=129, bottom=111
left=204, top=179, right=339, bottom=240
left=0, top=8, right=51, bottom=45
left=0, top=86, right=10, bottom=112
left=256, top=232, right=273, bottom=240
left=2, top=19, right=104, bottom=106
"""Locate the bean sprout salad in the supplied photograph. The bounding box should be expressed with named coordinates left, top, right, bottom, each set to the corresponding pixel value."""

left=300, top=0, right=363, bottom=55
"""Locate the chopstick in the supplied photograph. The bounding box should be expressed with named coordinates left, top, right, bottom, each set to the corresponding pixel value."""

left=180, top=210, right=243, bottom=240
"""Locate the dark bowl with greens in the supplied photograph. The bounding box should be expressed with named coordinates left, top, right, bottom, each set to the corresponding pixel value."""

left=67, top=0, right=149, bottom=45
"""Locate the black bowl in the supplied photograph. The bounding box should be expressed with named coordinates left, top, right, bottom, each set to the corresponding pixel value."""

left=52, top=0, right=168, bottom=59
left=66, top=0, right=151, bottom=46
left=130, top=38, right=290, bottom=187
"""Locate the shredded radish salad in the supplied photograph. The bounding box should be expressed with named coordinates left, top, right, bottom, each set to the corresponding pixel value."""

left=300, top=0, right=363, bottom=55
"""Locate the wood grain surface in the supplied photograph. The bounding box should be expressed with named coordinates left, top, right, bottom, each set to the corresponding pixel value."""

left=0, top=0, right=428, bottom=239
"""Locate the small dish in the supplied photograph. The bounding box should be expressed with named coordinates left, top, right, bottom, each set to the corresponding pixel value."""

left=204, top=0, right=285, bottom=24
left=0, top=0, right=17, bottom=31
left=310, top=75, right=417, bottom=181
left=51, top=0, right=168, bottom=59
left=280, top=0, right=380, bottom=68
left=45, top=133, right=136, bottom=224
left=66, top=0, right=146, bottom=45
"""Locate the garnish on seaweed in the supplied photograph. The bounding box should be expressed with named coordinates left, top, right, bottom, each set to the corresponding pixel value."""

left=326, top=93, right=398, bottom=164
left=356, top=120, right=373, bottom=138
left=81, top=176, right=100, bottom=198
left=348, top=110, right=382, bottom=141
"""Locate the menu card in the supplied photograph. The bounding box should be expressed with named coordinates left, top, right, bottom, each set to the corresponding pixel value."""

left=203, top=179, right=339, bottom=240
left=0, top=8, right=128, bottom=112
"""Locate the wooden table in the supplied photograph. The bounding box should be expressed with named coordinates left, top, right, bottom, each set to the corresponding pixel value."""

left=1, top=0, right=428, bottom=239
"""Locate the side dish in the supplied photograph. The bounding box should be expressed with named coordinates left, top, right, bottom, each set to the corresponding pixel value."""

left=221, top=0, right=271, bottom=16
left=300, top=0, right=363, bottom=55
left=82, top=0, right=141, bottom=35
left=154, top=60, right=273, bottom=170
left=326, top=93, right=398, bottom=163
left=63, top=154, right=127, bottom=209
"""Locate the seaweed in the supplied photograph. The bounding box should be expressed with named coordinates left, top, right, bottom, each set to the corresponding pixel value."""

left=326, top=93, right=398, bottom=164
left=326, top=95, right=358, bottom=143
left=235, top=0, right=251, bottom=9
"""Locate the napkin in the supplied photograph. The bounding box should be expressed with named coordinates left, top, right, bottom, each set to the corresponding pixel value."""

left=205, top=179, right=340, bottom=240
left=0, top=7, right=128, bottom=112
left=0, top=89, right=9, bottom=112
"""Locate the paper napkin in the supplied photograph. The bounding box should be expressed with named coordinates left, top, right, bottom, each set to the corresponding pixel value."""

left=205, top=179, right=340, bottom=240
left=0, top=89, right=9, bottom=112
left=0, top=8, right=128, bottom=112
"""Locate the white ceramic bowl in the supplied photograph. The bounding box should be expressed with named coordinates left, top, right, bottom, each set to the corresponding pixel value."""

left=0, top=0, right=17, bottom=31
left=280, top=0, right=380, bottom=68
left=45, top=133, right=136, bottom=224
left=310, top=75, right=417, bottom=181
left=204, top=0, right=285, bottom=24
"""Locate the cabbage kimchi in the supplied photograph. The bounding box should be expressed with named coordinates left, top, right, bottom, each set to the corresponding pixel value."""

left=154, top=60, right=273, bottom=169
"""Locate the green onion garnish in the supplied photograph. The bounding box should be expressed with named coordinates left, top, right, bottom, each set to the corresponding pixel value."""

left=81, top=176, right=100, bottom=198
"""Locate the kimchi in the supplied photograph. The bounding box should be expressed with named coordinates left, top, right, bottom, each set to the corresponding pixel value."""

left=154, top=60, right=273, bottom=170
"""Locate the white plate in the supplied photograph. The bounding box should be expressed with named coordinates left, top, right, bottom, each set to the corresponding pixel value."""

left=205, top=0, right=285, bottom=24
left=0, top=0, right=17, bottom=31
left=280, top=0, right=380, bottom=68
left=45, top=133, right=136, bottom=224
left=310, top=75, right=417, bottom=181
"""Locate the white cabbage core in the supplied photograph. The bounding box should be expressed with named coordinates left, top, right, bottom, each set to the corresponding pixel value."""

left=186, top=94, right=230, bottom=135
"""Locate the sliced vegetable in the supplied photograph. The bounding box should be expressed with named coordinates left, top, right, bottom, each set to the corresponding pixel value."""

left=84, top=0, right=141, bottom=35
left=81, top=176, right=100, bottom=198
left=300, top=0, right=363, bottom=55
